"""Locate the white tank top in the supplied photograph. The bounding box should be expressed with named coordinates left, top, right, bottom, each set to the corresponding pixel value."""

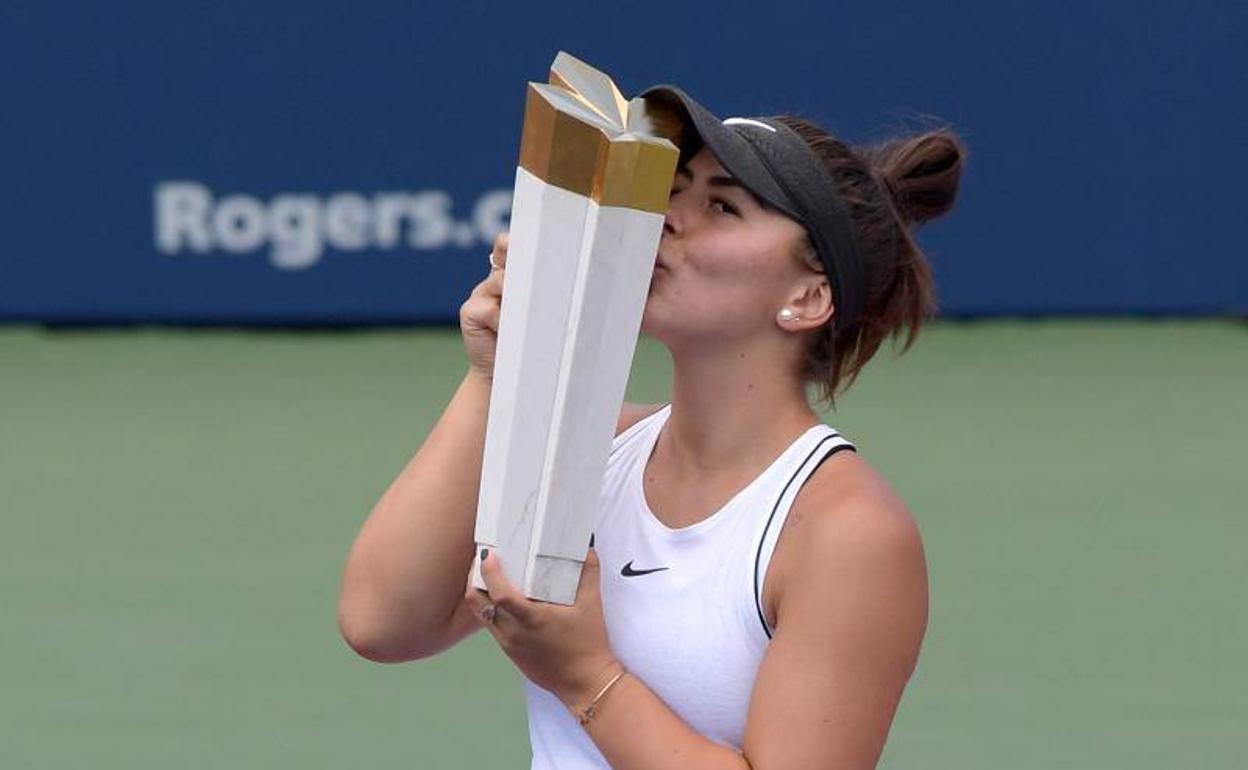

left=523, top=405, right=855, bottom=769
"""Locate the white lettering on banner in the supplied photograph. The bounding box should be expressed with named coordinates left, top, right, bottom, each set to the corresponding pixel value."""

left=324, top=194, right=370, bottom=252
left=153, top=183, right=512, bottom=270
left=213, top=195, right=268, bottom=252
left=156, top=182, right=213, bottom=252
left=269, top=195, right=321, bottom=270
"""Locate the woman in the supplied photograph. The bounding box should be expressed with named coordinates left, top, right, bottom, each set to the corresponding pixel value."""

left=338, top=85, right=964, bottom=769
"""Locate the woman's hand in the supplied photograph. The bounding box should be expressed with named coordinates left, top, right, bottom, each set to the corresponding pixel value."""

left=464, top=547, right=620, bottom=707
left=459, top=232, right=509, bottom=383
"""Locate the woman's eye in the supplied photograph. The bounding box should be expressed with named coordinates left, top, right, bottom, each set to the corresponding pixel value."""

left=710, top=198, right=739, bottom=216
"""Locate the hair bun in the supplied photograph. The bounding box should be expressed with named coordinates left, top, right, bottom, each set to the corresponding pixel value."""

left=864, top=131, right=964, bottom=228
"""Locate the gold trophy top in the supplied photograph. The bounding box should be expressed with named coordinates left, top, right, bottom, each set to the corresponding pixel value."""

left=518, top=52, right=682, bottom=214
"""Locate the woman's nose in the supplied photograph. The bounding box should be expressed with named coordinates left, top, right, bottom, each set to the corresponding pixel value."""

left=662, top=199, right=685, bottom=236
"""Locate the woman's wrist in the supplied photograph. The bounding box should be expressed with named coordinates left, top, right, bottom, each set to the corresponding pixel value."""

left=555, top=655, right=625, bottom=711
left=463, top=366, right=493, bottom=391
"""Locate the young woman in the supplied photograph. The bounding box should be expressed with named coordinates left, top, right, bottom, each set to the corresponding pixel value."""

left=338, top=85, right=964, bottom=769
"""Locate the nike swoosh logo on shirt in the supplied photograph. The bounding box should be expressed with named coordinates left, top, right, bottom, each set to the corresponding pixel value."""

left=621, top=560, right=669, bottom=577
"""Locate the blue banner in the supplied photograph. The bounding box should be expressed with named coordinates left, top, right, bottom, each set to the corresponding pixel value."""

left=3, top=2, right=1244, bottom=322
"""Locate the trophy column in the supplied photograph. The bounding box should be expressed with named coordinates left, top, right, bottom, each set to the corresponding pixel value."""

left=472, top=54, right=680, bottom=604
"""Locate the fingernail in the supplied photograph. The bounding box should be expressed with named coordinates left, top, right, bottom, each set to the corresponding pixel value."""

left=480, top=548, right=489, bottom=563
left=588, top=533, right=595, bottom=548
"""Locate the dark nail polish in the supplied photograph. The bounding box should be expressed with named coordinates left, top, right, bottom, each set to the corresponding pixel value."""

left=480, top=548, right=489, bottom=562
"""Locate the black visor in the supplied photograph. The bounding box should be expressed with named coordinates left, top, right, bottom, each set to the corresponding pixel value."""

left=641, top=85, right=865, bottom=333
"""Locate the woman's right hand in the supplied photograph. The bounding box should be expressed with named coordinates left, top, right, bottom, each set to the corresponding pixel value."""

left=459, top=233, right=509, bottom=382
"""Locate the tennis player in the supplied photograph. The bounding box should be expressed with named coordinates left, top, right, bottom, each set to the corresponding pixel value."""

left=339, top=85, right=964, bottom=769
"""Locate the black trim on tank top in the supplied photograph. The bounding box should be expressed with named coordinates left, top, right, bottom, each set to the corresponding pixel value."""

left=753, top=438, right=857, bottom=639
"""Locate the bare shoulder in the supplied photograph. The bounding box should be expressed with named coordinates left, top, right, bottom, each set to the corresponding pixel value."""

left=791, top=450, right=921, bottom=549
left=615, top=402, right=664, bottom=436
left=766, top=450, right=928, bottom=627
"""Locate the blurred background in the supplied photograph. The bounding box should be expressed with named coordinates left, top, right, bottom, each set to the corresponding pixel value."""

left=2, top=2, right=1244, bottom=768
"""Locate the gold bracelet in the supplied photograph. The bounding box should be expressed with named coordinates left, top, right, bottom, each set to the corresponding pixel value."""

left=576, top=667, right=627, bottom=726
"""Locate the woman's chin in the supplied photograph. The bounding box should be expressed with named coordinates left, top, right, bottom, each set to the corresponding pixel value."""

left=638, top=312, right=658, bottom=339
left=639, top=305, right=668, bottom=342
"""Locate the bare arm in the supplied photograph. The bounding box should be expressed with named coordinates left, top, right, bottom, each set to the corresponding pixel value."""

left=337, top=234, right=511, bottom=662
left=337, top=369, right=492, bottom=662
left=340, top=389, right=663, bottom=663
left=742, top=458, right=929, bottom=768
left=338, top=233, right=665, bottom=663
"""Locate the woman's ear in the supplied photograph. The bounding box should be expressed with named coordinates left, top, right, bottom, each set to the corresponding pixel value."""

left=778, top=275, right=835, bottom=331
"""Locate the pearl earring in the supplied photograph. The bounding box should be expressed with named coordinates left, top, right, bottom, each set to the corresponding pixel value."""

left=777, top=308, right=800, bottom=323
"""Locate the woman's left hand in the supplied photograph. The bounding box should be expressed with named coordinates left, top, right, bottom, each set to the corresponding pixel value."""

left=465, top=547, right=620, bottom=707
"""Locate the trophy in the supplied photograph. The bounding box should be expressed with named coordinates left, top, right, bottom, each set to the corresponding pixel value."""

left=470, top=52, right=681, bottom=604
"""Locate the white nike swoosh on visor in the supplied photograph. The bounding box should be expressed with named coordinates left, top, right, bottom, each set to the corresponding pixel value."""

left=723, top=117, right=777, bottom=132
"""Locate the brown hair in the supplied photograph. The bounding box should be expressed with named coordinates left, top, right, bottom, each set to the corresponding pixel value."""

left=773, top=116, right=965, bottom=404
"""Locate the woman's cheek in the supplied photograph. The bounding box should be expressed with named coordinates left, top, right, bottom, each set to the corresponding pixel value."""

left=683, top=237, right=766, bottom=281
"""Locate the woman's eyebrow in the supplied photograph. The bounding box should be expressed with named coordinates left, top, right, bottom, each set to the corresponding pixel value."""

left=709, top=175, right=766, bottom=208
left=674, top=168, right=753, bottom=200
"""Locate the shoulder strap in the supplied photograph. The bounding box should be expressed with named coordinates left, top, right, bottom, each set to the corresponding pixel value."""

left=752, top=430, right=856, bottom=639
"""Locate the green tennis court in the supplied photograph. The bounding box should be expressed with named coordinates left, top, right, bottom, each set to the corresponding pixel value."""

left=2, top=321, right=1243, bottom=768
